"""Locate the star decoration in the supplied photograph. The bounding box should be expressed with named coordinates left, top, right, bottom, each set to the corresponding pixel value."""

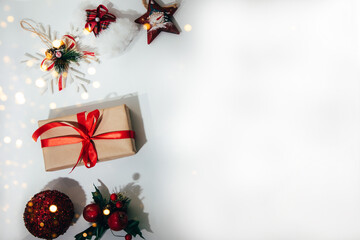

left=135, top=0, right=180, bottom=44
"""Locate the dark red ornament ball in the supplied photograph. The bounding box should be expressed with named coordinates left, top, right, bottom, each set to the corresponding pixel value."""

left=110, top=193, right=117, bottom=201
left=108, top=211, right=128, bottom=231
left=125, top=233, right=132, bottom=240
left=83, top=203, right=101, bottom=223
left=116, top=201, right=123, bottom=209
left=23, top=190, right=74, bottom=239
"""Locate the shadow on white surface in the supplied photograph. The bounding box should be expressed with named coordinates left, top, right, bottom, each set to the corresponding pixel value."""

left=95, top=177, right=153, bottom=234
left=48, top=92, right=147, bottom=152
left=121, top=181, right=152, bottom=233
left=42, top=177, right=86, bottom=224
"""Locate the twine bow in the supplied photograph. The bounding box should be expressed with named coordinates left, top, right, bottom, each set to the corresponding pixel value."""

left=85, top=5, right=116, bottom=36
left=32, top=109, right=135, bottom=172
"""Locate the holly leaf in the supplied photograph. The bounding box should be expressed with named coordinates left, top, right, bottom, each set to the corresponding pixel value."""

left=92, top=185, right=107, bottom=208
left=74, top=224, right=109, bottom=240
left=95, top=224, right=108, bottom=240
left=124, top=220, right=145, bottom=239
left=74, top=226, right=96, bottom=239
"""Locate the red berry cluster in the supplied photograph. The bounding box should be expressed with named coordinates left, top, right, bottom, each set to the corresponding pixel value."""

left=23, top=190, right=74, bottom=239
left=83, top=193, right=132, bottom=239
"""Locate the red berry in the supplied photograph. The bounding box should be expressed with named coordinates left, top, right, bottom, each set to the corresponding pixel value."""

left=116, top=202, right=123, bottom=208
left=107, top=211, right=128, bottom=231
left=110, top=193, right=117, bottom=201
left=125, top=234, right=132, bottom=240
left=83, top=203, right=101, bottom=222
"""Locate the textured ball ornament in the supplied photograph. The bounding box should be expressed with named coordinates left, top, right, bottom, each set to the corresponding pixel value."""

left=23, top=190, right=74, bottom=239
left=125, top=233, right=132, bottom=240
left=107, top=211, right=128, bottom=231
left=83, top=203, right=101, bottom=222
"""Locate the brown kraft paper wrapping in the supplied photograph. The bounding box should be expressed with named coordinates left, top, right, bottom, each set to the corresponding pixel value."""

left=37, top=104, right=136, bottom=171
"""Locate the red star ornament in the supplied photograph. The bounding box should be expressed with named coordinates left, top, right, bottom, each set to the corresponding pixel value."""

left=135, top=0, right=180, bottom=44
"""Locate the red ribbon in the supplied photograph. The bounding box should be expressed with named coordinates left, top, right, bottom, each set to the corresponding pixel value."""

left=32, top=109, right=135, bottom=172
left=85, top=5, right=116, bottom=36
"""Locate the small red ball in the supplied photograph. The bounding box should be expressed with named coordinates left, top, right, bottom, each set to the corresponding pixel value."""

left=107, top=211, right=128, bottom=231
left=110, top=193, right=117, bottom=201
left=83, top=203, right=101, bottom=223
left=125, top=234, right=132, bottom=240
left=115, top=202, right=123, bottom=209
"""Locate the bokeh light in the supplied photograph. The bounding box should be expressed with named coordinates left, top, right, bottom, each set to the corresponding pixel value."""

left=26, top=60, right=34, bottom=67
left=92, top=81, right=100, bottom=88
left=7, top=16, right=14, bottom=23
left=15, top=92, right=26, bottom=104
left=0, top=94, right=7, bottom=101
left=49, top=102, right=56, bottom=109
left=184, top=24, right=192, bottom=32
left=15, top=139, right=23, bottom=149
left=103, top=209, right=110, bottom=215
left=87, top=67, right=96, bottom=75
left=81, top=92, right=89, bottom=100
left=49, top=205, right=58, bottom=213
left=35, top=78, right=46, bottom=88
left=83, top=28, right=91, bottom=35
left=25, top=78, right=32, bottom=84
left=3, top=137, right=11, bottom=144
left=52, top=40, right=62, bottom=48
left=3, top=56, right=10, bottom=63
left=143, top=23, right=151, bottom=30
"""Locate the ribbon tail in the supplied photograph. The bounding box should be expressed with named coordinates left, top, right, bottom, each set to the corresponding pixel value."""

left=83, top=51, right=95, bottom=56
left=69, top=142, right=85, bottom=173
left=87, top=142, right=98, bottom=168
left=58, top=74, right=63, bottom=91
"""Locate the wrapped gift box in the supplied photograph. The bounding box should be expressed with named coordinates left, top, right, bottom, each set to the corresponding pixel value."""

left=36, top=104, right=136, bottom=171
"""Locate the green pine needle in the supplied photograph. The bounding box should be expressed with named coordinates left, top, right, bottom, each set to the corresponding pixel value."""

left=54, top=49, right=82, bottom=74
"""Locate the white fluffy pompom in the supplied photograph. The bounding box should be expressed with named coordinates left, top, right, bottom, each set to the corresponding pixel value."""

left=73, top=0, right=139, bottom=57
left=92, top=18, right=138, bottom=57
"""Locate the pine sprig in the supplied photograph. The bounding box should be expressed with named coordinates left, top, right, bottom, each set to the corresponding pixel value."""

left=62, top=49, right=82, bottom=62
left=54, top=49, right=82, bottom=74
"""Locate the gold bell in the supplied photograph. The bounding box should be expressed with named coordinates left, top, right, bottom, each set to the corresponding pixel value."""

left=45, top=49, right=53, bottom=60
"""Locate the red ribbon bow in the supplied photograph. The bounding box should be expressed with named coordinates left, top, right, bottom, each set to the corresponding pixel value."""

left=32, top=109, right=135, bottom=172
left=85, top=5, right=116, bottom=36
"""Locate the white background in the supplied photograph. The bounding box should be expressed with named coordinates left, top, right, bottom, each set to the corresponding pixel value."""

left=1, top=0, right=360, bottom=239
